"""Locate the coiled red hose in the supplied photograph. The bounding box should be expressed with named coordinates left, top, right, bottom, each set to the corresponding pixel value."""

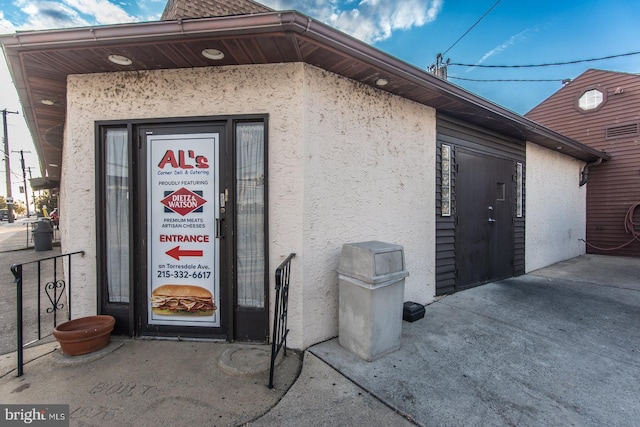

left=581, top=202, right=640, bottom=251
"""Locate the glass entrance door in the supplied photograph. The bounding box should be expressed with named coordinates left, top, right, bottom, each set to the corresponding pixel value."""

left=138, top=124, right=229, bottom=338
left=99, top=118, right=268, bottom=341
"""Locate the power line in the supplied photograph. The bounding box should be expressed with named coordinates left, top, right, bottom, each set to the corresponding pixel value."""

left=450, top=50, right=640, bottom=68
left=440, top=0, right=502, bottom=59
left=450, top=76, right=565, bottom=83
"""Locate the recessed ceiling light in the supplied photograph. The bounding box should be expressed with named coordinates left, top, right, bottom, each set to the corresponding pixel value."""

left=202, top=49, right=225, bottom=60
left=556, top=146, right=563, bottom=150
left=108, top=54, right=132, bottom=66
left=41, top=99, right=55, bottom=106
left=375, top=78, right=389, bottom=87
left=48, top=163, right=59, bottom=167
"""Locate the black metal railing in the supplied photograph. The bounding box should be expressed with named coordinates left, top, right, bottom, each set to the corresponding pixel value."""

left=268, top=253, right=295, bottom=389
left=11, top=251, right=85, bottom=376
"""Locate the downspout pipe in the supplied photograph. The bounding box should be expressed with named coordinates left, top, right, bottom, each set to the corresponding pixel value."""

left=579, top=158, right=603, bottom=187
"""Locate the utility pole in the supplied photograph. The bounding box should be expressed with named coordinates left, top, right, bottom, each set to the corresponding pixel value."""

left=2, top=108, right=19, bottom=223
left=428, top=54, right=449, bottom=80
left=27, top=166, right=37, bottom=216
left=13, top=149, right=31, bottom=217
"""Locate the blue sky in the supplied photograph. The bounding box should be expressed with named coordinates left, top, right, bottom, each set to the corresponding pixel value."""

left=1, top=0, right=639, bottom=195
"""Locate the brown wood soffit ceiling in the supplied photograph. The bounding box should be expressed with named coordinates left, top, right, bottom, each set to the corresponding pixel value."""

left=1, top=12, right=608, bottom=181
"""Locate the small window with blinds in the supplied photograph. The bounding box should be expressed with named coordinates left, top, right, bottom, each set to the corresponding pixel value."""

left=606, top=123, right=639, bottom=140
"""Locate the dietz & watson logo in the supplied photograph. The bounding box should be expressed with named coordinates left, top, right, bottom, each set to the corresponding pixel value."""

left=161, top=188, right=207, bottom=216
left=2, top=405, right=68, bottom=425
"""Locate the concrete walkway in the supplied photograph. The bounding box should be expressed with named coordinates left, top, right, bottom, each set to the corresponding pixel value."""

left=311, top=254, right=640, bottom=427
left=0, top=223, right=412, bottom=426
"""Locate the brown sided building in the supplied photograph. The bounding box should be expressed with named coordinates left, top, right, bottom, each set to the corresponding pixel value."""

left=526, top=69, right=640, bottom=257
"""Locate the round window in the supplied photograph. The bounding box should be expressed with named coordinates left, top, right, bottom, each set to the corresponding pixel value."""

left=578, top=89, right=604, bottom=111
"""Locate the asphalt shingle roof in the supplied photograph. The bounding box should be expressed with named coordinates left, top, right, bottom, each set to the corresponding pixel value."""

left=161, top=0, right=273, bottom=20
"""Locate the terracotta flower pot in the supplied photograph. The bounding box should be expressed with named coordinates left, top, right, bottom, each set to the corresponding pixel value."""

left=53, top=315, right=116, bottom=356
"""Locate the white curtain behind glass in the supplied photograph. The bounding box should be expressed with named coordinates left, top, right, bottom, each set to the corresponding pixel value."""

left=106, top=128, right=130, bottom=303
left=236, top=123, right=265, bottom=308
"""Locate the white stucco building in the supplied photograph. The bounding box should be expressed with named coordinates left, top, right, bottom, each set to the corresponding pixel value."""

left=1, top=0, right=608, bottom=350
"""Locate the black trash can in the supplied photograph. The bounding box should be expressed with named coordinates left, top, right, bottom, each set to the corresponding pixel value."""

left=33, top=220, right=53, bottom=251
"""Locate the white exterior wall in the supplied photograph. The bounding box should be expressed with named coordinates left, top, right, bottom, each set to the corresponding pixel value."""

left=301, top=66, right=437, bottom=348
left=62, top=62, right=437, bottom=350
left=63, top=63, right=306, bottom=341
left=525, top=142, right=586, bottom=272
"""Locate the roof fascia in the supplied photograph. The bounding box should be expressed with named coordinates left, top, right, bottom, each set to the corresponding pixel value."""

left=278, top=13, right=610, bottom=161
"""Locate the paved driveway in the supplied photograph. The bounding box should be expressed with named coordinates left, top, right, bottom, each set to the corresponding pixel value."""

left=311, top=255, right=640, bottom=427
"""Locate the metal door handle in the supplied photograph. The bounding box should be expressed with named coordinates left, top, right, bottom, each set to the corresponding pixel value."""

left=215, top=218, right=224, bottom=238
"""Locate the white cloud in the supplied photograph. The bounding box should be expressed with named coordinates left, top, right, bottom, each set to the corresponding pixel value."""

left=8, top=0, right=442, bottom=40
left=261, top=0, right=443, bottom=43
left=12, top=0, right=137, bottom=31
left=15, top=0, right=90, bottom=29
left=0, top=11, right=17, bottom=33
left=63, top=0, right=135, bottom=24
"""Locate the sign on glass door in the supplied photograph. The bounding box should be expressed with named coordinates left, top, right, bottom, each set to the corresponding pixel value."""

left=146, top=134, right=220, bottom=327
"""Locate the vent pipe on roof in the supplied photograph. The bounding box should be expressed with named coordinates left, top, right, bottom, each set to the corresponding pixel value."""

left=579, top=157, right=603, bottom=187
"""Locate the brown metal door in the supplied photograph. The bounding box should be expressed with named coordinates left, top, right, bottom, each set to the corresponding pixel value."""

left=456, top=151, right=514, bottom=290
